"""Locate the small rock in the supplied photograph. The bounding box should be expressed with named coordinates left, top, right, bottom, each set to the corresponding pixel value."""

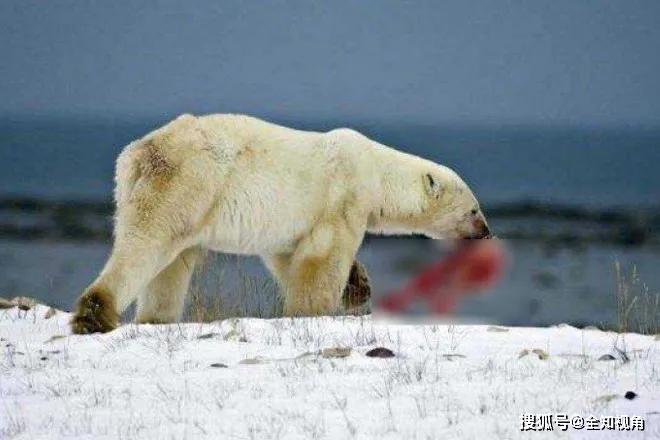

left=366, top=347, right=395, bottom=358
left=197, top=333, right=218, bottom=340
left=0, top=297, right=14, bottom=309
left=598, top=354, right=616, bottom=361
left=40, top=356, right=48, bottom=361
left=209, top=363, right=228, bottom=368
left=321, top=347, right=351, bottom=359
left=239, top=357, right=265, bottom=365
left=443, top=354, right=467, bottom=360
left=12, top=296, right=38, bottom=311
left=624, top=391, right=637, bottom=400
left=532, top=349, right=549, bottom=360
left=487, top=326, right=509, bottom=333
left=519, top=349, right=549, bottom=360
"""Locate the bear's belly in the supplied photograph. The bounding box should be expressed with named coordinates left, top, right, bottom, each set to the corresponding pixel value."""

left=202, top=195, right=318, bottom=256
left=205, top=231, right=298, bottom=256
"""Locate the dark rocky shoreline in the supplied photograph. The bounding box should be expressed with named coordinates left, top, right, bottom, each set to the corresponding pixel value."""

left=1, top=197, right=658, bottom=247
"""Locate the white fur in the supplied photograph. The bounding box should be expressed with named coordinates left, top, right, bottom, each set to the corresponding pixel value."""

left=78, top=114, right=488, bottom=322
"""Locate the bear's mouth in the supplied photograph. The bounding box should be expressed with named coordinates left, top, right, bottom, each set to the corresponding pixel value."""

left=464, top=218, right=491, bottom=239
left=461, top=230, right=492, bottom=240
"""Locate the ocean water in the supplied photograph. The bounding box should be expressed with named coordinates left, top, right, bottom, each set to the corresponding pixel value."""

left=0, top=119, right=658, bottom=328
left=1, top=119, right=659, bottom=207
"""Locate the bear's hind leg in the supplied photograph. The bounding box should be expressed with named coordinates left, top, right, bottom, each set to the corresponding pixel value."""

left=136, top=247, right=202, bottom=324
left=71, top=235, right=189, bottom=334
left=72, top=156, right=216, bottom=333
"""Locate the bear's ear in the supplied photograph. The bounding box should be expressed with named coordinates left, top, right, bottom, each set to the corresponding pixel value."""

left=423, top=173, right=442, bottom=199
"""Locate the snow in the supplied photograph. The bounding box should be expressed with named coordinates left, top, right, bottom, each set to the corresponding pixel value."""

left=0, top=305, right=658, bottom=439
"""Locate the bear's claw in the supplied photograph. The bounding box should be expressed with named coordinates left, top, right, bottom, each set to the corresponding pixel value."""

left=342, top=260, right=371, bottom=312
left=71, top=288, right=119, bottom=334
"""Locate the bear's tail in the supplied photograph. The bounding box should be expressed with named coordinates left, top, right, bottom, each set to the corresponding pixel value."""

left=113, top=142, right=143, bottom=209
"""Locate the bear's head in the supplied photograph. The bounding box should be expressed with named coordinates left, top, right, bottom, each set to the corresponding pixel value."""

left=419, top=165, right=491, bottom=240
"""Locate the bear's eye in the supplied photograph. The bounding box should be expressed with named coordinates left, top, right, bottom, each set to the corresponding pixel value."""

left=470, top=209, right=478, bottom=215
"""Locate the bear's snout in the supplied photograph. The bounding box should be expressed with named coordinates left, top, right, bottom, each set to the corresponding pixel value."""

left=465, top=218, right=491, bottom=239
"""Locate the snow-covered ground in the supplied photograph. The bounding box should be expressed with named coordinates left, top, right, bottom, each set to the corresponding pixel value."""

left=0, top=305, right=658, bottom=439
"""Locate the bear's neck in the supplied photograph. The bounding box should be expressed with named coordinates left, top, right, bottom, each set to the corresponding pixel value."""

left=367, top=144, right=430, bottom=236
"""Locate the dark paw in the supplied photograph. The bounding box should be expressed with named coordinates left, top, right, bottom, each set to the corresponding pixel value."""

left=71, top=288, right=119, bottom=334
left=342, top=260, right=371, bottom=311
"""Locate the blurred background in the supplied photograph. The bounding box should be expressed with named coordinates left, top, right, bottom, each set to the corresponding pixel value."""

left=1, top=1, right=658, bottom=329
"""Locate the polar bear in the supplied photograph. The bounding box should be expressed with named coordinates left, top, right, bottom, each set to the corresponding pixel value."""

left=71, top=114, right=490, bottom=334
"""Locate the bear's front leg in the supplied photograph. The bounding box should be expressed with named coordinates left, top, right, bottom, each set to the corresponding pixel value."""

left=284, top=221, right=364, bottom=316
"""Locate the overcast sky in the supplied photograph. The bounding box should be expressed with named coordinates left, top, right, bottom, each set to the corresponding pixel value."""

left=1, top=0, right=659, bottom=126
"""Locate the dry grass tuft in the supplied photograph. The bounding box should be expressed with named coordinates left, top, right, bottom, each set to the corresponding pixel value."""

left=615, top=261, right=659, bottom=335
left=183, top=254, right=281, bottom=322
